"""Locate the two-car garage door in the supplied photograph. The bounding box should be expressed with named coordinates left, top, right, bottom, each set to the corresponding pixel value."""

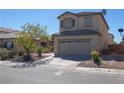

left=59, top=39, right=91, bottom=55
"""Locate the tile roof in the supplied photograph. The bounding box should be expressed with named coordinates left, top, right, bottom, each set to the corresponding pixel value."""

left=53, top=29, right=101, bottom=36
left=0, top=27, right=18, bottom=33
left=77, top=12, right=99, bottom=15
left=0, top=32, right=17, bottom=39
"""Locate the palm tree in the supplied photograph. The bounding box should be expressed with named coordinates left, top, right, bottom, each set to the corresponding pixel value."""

left=118, top=28, right=124, bottom=40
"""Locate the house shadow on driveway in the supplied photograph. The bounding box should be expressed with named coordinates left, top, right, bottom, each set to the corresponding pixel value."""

left=54, top=55, right=91, bottom=61
left=54, top=54, right=124, bottom=62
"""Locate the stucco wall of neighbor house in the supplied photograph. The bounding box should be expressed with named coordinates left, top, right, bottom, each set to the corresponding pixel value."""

left=0, top=39, right=15, bottom=48
left=0, top=38, right=46, bottom=52
left=0, top=38, right=24, bottom=52
left=54, top=35, right=101, bottom=55
left=0, top=31, right=9, bottom=34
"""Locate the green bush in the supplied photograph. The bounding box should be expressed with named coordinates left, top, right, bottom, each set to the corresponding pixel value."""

left=91, top=50, right=101, bottom=66
left=42, top=47, right=48, bottom=53
left=8, top=50, right=17, bottom=58
left=0, top=48, right=9, bottom=60
left=37, top=47, right=42, bottom=57
left=42, top=45, right=53, bottom=53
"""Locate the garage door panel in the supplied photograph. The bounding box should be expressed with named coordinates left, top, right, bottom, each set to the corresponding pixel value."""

left=59, top=39, right=91, bottom=55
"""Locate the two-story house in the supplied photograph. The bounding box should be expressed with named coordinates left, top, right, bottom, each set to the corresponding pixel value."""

left=53, top=11, right=114, bottom=56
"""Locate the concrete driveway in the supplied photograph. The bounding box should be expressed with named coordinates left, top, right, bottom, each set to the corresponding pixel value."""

left=49, top=55, right=91, bottom=66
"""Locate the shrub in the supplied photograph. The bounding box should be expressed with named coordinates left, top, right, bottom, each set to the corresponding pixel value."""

left=0, top=48, right=9, bottom=60
left=18, top=51, right=24, bottom=56
left=23, top=55, right=33, bottom=62
left=42, top=47, right=48, bottom=53
left=8, top=50, right=17, bottom=58
left=37, top=47, right=42, bottom=57
left=42, top=45, right=53, bottom=53
left=91, top=50, right=101, bottom=66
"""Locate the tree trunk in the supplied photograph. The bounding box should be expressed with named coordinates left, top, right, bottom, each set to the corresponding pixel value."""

left=38, top=52, right=42, bottom=57
left=26, top=49, right=30, bottom=56
left=23, top=49, right=32, bottom=61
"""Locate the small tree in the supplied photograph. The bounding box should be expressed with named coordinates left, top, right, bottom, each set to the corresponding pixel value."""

left=16, top=23, right=49, bottom=61
left=112, top=41, right=117, bottom=45
left=37, top=47, right=42, bottom=57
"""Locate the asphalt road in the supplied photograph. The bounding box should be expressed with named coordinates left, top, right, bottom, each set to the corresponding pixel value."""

left=0, top=65, right=124, bottom=84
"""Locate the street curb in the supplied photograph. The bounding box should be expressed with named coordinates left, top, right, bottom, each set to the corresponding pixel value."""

left=1, top=55, right=124, bottom=76
left=76, top=67, right=124, bottom=75
left=0, top=55, right=54, bottom=67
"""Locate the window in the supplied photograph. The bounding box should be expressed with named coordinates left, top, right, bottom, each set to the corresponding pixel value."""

left=61, top=18, right=75, bottom=29
left=60, top=41, right=66, bottom=43
left=66, top=40, right=74, bottom=43
left=4, top=41, right=14, bottom=49
left=40, top=42, right=47, bottom=47
left=60, top=40, right=74, bottom=43
left=60, top=20, right=63, bottom=28
left=84, top=17, right=92, bottom=27
left=63, top=18, right=72, bottom=29
left=74, top=40, right=82, bottom=43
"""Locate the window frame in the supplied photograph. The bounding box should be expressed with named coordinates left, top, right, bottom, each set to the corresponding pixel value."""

left=4, top=41, right=14, bottom=49
left=61, top=18, right=75, bottom=29
left=83, top=16, right=93, bottom=27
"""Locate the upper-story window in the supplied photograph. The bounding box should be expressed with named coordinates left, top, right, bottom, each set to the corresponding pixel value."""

left=84, top=16, right=92, bottom=27
left=61, top=18, right=75, bottom=29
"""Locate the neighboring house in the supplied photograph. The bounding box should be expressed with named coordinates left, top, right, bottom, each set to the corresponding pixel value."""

left=0, top=28, right=18, bottom=49
left=0, top=27, right=17, bottom=34
left=53, top=11, right=114, bottom=56
left=0, top=32, right=19, bottom=51
left=0, top=27, right=49, bottom=51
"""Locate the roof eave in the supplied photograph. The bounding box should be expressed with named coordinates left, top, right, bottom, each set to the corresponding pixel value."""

left=57, top=11, right=77, bottom=19
left=99, top=13, right=110, bottom=30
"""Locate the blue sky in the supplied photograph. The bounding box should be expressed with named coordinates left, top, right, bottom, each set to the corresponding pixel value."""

left=0, top=9, right=124, bottom=43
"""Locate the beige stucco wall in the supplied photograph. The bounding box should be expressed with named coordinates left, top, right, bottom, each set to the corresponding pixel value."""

left=59, top=14, right=113, bottom=49
left=54, top=35, right=102, bottom=55
left=105, top=33, right=114, bottom=44
left=54, top=13, right=114, bottom=55
left=77, top=15, right=100, bottom=31
left=0, top=31, right=9, bottom=34
left=0, top=38, right=46, bottom=53
left=0, top=39, right=15, bottom=48
left=0, top=38, right=24, bottom=52
left=97, top=15, right=113, bottom=48
left=59, top=13, right=78, bottom=32
left=59, top=14, right=106, bottom=33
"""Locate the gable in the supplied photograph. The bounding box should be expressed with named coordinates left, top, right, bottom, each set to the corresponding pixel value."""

left=57, top=11, right=109, bottom=30
left=57, top=12, right=76, bottom=19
